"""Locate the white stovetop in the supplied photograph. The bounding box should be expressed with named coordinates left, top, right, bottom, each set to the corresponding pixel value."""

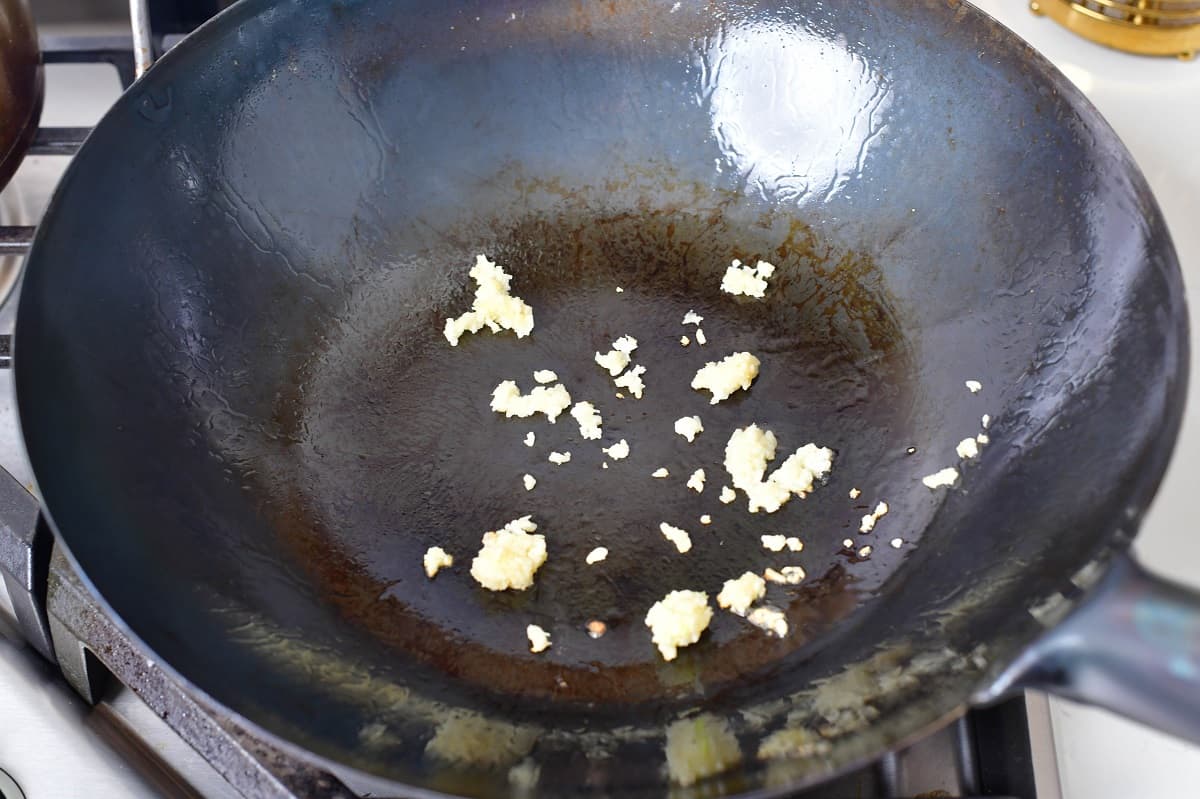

left=972, top=3, right=1200, bottom=798
left=0, top=7, right=1198, bottom=799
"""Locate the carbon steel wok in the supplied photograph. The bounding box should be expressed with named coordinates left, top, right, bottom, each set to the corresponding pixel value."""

left=11, top=0, right=1196, bottom=796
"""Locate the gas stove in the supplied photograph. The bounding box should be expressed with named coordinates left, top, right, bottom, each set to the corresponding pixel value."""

left=0, top=2, right=1197, bottom=798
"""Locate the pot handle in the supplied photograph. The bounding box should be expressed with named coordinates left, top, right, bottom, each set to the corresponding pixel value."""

left=978, top=552, right=1200, bottom=743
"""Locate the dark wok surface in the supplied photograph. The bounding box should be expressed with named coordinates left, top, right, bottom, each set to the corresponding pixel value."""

left=15, top=0, right=1186, bottom=795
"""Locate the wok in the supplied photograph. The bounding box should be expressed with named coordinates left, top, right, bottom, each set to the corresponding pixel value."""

left=10, top=0, right=1196, bottom=795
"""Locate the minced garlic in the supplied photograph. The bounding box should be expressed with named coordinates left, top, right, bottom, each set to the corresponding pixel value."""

left=785, top=537, right=803, bottom=552
left=603, top=439, right=630, bottom=460
left=523, top=474, right=536, bottom=491
left=692, top=352, right=760, bottom=404
left=645, top=590, right=712, bottom=661
left=859, top=501, right=889, bottom=533
left=956, top=437, right=979, bottom=459
left=682, top=310, right=704, bottom=326
left=723, top=424, right=834, bottom=513
left=524, top=431, right=535, bottom=447
left=764, top=566, right=805, bottom=585
left=585, top=547, right=608, bottom=565
left=569, top=401, right=602, bottom=440
left=532, top=369, right=557, bottom=384
left=423, top=546, right=453, bottom=578
left=652, top=467, right=670, bottom=478
left=717, top=572, right=766, bottom=615
left=686, top=469, right=706, bottom=493
left=674, top=415, right=704, bottom=443
left=761, top=534, right=787, bottom=552
left=720, top=259, right=776, bottom=298
left=747, top=606, right=788, bottom=637
left=444, top=255, right=534, bottom=346
left=470, top=517, right=547, bottom=591
left=965, top=379, right=982, bottom=394
left=695, top=328, right=707, bottom=345
left=548, top=451, right=571, bottom=465
left=526, top=624, right=551, bottom=653
left=614, top=364, right=647, bottom=399
left=922, top=467, right=959, bottom=489
left=699, top=514, right=712, bottom=525
left=660, top=522, right=692, bottom=553
left=719, top=486, right=736, bottom=504
left=595, top=335, right=638, bottom=376
left=491, top=380, right=571, bottom=422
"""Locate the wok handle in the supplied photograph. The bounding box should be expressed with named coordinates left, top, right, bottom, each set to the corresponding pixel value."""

left=981, top=552, right=1200, bottom=743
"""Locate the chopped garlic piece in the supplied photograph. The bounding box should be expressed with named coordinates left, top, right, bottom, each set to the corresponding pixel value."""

left=719, top=486, right=736, bottom=504
left=859, top=501, right=889, bottom=533
left=956, top=437, right=979, bottom=459
left=603, top=439, right=630, bottom=460
left=423, top=546, right=453, bottom=578
left=615, top=286, right=624, bottom=293
left=614, top=364, right=647, bottom=399
left=569, top=401, right=603, bottom=440
left=695, top=328, right=707, bottom=346
left=785, top=537, right=803, bottom=552
left=491, top=381, right=572, bottom=422
left=765, top=566, right=805, bottom=585
left=982, top=414, right=991, bottom=429
left=890, top=537, right=904, bottom=549
left=682, top=310, right=704, bottom=326
left=548, top=451, right=571, bottom=465
left=849, top=487, right=861, bottom=499
left=724, top=424, right=834, bottom=513
left=613, top=335, right=638, bottom=354
left=595, top=335, right=638, bottom=376
left=717, top=572, right=767, bottom=615
left=761, top=534, right=787, bottom=552
left=595, top=349, right=630, bottom=377
left=665, top=715, right=742, bottom=787
left=674, top=415, right=704, bottom=443
left=720, top=259, right=775, bottom=298
left=858, top=545, right=873, bottom=558
left=660, top=522, right=693, bottom=553
left=686, top=469, right=706, bottom=493
left=444, top=255, right=535, bottom=345
left=532, top=369, right=558, bottom=384
left=645, top=590, right=712, bottom=661
left=922, top=467, right=960, bottom=489
left=652, top=467, right=670, bottom=478
left=680, top=335, right=690, bottom=347
left=699, top=514, right=712, bottom=525
left=585, top=546, right=609, bottom=565
left=470, top=516, right=546, bottom=591
left=965, top=379, right=982, bottom=393
left=977, top=433, right=990, bottom=445
left=524, top=431, right=535, bottom=447
left=842, top=538, right=854, bottom=548
left=779, top=566, right=806, bottom=584
left=523, top=474, right=536, bottom=491
left=746, top=606, right=788, bottom=637
left=526, top=624, right=552, bottom=653
left=692, top=352, right=760, bottom=404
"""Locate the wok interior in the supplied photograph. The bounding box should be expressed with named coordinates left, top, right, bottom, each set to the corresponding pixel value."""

left=257, top=204, right=921, bottom=709
left=15, top=0, right=1186, bottom=794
